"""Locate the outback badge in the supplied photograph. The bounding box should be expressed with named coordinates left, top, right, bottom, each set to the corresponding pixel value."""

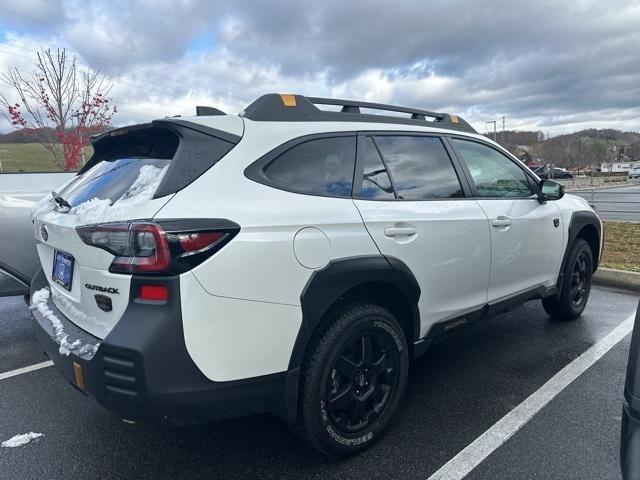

left=85, top=283, right=119, bottom=294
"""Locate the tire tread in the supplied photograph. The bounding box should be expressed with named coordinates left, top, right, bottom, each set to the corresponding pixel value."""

left=296, top=303, right=408, bottom=456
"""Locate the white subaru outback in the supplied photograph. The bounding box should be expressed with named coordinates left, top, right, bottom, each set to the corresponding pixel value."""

left=29, top=94, right=602, bottom=456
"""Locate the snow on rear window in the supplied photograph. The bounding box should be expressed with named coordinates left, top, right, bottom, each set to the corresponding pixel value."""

left=32, top=162, right=169, bottom=225
left=71, top=163, right=169, bottom=225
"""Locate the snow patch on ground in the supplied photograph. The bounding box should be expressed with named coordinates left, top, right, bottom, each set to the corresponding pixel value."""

left=1, top=432, right=44, bottom=448
left=71, top=164, right=168, bottom=225
left=30, top=288, right=100, bottom=357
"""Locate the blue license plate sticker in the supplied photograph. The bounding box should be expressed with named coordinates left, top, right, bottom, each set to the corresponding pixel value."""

left=52, top=250, right=74, bottom=291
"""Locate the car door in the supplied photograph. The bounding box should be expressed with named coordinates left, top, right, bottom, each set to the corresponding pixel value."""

left=449, top=137, right=564, bottom=302
left=352, top=133, right=491, bottom=338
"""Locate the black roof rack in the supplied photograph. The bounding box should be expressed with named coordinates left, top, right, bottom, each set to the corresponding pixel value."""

left=241, top=93, right=476, bottom=133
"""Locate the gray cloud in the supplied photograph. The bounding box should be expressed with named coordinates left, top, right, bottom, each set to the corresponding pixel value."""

left=0, top=0, right=68, bottom=30
left=1, top=0, right=640, bottom=134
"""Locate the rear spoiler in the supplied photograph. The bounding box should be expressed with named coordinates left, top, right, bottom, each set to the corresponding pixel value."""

left=82, top=119, right=242, bottom=198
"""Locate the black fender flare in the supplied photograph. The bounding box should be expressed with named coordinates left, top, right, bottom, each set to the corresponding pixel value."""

left=288, top=255, right=420, bottom=371
left=557, top=210, right=601, bottom=290
left=278, top=255, right=420, bottom=424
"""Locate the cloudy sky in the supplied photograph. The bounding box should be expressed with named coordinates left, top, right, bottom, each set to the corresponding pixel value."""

left=0, top=0, right=639, bottom=136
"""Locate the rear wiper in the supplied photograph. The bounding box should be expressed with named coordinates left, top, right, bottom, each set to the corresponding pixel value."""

left=51, top=191, right=71, bottom=210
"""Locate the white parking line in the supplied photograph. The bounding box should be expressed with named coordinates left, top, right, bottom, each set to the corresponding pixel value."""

left=0, top=361, right=53, bottom=381
left=428, top=313, right=636, bottom=480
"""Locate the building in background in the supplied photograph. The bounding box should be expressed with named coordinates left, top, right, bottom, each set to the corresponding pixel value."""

left=599, top=161, right=640, bottom=173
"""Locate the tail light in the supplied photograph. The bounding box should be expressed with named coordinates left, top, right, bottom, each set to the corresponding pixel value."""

left=76, top=219, right=239, bottom=275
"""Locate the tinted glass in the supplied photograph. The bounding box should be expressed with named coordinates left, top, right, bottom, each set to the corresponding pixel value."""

left=452, top=139, right=534, bottom=198
left=62, top=157, right=170, bottom=208
left=359, top=137, right=395, bottom=199
left=263, top=136, right=356, bottom=198
left=373, top=136, right=463, bottom=199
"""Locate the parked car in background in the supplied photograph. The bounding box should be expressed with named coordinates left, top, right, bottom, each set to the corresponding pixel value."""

left=534, top=166, right=574, bottom=179
left=621, top=299, right=640, bottom=479
left=628, top=166, right=640, bottom=179
left=0, top=172, right=75, bottom=296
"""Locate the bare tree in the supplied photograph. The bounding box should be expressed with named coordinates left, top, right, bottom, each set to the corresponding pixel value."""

left=1, top=48, right=117, bottom=170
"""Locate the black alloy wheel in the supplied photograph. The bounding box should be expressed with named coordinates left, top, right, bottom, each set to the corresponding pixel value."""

left=570, top=250, right=590, bottom=308
left=326, top=332, right=399, bottom=434
left=542, top=238, right=593, bottom=320
left=296, top=303, right=409, bottom=456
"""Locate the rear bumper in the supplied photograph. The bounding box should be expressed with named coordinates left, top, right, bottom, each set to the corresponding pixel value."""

left=30, top=268, right=296, bottom=424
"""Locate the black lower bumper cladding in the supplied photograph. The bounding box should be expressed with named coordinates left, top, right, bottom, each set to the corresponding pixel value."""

left=29, top=268, right=289, bottom=424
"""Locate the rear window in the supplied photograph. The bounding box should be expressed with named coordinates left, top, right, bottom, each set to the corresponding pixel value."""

left=61, top=158, right=170, bottom=208
left=77, top=123, right=239, bottom=200
left=259, top=136, right=357, bottom=198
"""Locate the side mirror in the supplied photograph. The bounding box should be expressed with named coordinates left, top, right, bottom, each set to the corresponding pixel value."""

left=538, top=179, right=564, bottom=203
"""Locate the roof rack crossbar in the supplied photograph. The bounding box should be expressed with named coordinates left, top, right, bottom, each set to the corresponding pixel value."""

left=240, top=94, right=477, bottom=134
left=307, top=96, right=445, bottom=121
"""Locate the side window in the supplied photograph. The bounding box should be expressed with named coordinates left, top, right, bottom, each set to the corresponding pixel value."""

left=262, top=136, right=356, bottom=198
left=358, top=137, right=395, bottom=199
left=373, top=135, right=463, bottom=199
left=452, top=139, right=534, bottom=198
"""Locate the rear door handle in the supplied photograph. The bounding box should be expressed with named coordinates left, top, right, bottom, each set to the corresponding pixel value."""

left=384, top=226, right=417, bottom=237
left=491, top=216, right=512, bottom=228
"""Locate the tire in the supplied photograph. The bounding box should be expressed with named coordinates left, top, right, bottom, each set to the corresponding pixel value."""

left=542, top=238, right=593, bottom=320
left=296, top=303, right=409, bottom=457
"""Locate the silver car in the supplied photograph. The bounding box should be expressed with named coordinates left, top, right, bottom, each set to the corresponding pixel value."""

left=0, top=172, right=74, bottom=296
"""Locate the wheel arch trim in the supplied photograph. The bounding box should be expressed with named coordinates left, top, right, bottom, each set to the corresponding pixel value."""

left=288, top=255, right=421, bottom=371
left=557, top=210, right=602, bottom=290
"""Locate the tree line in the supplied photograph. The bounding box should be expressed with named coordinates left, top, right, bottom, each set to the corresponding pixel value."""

left=486, top=129, right=640, bottom=168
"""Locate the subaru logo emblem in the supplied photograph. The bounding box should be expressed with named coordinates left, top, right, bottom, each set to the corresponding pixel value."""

left=40, top=225, right=48, bottom=241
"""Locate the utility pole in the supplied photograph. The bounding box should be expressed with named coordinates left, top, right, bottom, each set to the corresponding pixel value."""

left=486, top=120, right=497, bottom=142
left=502, top=116, right=505, bottom=143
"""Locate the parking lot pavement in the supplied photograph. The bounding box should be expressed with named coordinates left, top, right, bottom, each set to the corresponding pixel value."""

left=0, top=295, right=48, bottom=373
left=0, top=286, right=638, bottom=479
left=468, top=337, right=630, bottom=480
